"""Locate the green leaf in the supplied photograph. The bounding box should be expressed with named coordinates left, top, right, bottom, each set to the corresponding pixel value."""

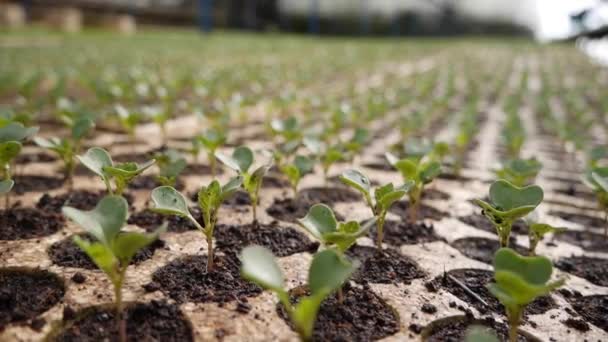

left=529, top=223, right=567, bottom=237
left=0, top=179, right=14, bottom=194
left=240, top=245, right=285, bottom=292
left=294, top=155, right=314, bottom=175
left=308, top=249, right=357, bottom=295
left=376, top=183, right=410, bottom=210
left=104, top=159, right=155, bottom=179
left=0, top=122, right=38, bottom=143
left=150, top=186, right=191, bottom=217
left=393, top=158, right=418, bottom=180
left=199, top=180, right=221, bottom=215
left=71, top=117, right=95, bottom=140
left=465, top=326, right=499, bottom=342
left=198, top=129, right=226, bottom=151
left=244, top=164, right=270, bottom=194
left=77, top=147, right=113, bottom=178
left=63, top=195, right=128, bottom=245
left=292, top=291, right=327, bottom=341
left=216, top=146, right=254, bottom=173
left=298, top=204, right=338, bottom=240
left=339, top=169, right=371, bottom=197
left=323, top=219, right=375, bottom=252
left=323, top=147, right=343, bottom=165
left=494, top=248, right=553, bottom=285
left=489, top=180, right=543, bottom=211
left=592, top=172, right=608, bottom=193
left=0, top=141, right=22, bottom=165
left=281, top=164, right=300, bottom=186
left=112, top=228, right=163, bottom=265
left=221, top=176, right=243, bottom=201
left=73, top=236, right=118, bottom=277
left=420, top=161, right=441, bottom=184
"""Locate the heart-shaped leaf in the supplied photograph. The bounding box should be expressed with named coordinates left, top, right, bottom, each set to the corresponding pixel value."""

left=216, top=146, right=253, bottom=173
left=77, top=147, right=113, bottom=178
left=150, top=186, right=191, bottom=217
left=489, top=180, right=543, bottom=211
left=63, top=195, right=128, bottom=246
left=308, top=249, right=357, bottom=295
left=339, top=169, right=371, bottom=196
left=298, top=204, right=338, bottom=240
left=494, top=247, right=552, bottom=285
left=240, top=245, right=285, bottom=292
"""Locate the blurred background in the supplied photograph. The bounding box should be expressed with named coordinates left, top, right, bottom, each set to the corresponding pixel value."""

left=1, top=0, right=607, bottom=41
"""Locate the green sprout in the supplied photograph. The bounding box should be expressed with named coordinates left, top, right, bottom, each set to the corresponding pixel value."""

left=501, top=114, right=525, bottom=159
left=150, top=177, right=241, bottom=272
left=339, top=169, right=412, bottom=249
left=115, top=104, right=141, bottom=143
left=63, top=196, right=163, bottom=342
left=280, top=155, right=314, bottom=196
left=582, top=167, right=608, bottom=237
left=240, top=245, right=357, bottom=342
left=473, top=180, right=543, bottom=247
left=488, top=248, right=564, bottom=342
left=527, top=222, right=566, bottom=256
left=321, top=146, right=344, bottom=184
left=154, top=149, right=187, bottom=187
left=343, top=128, right=369, bottom=162
left=216, top=146, right=270, bottom=223
left=34, top=117, right=95, bottom=189
left=0, top=121, right=38, bottom=208
left=197, top=129, right=226, bottom=177
left=270, top=116, right=301, bottom=143
left=493, top=158, right=542, bottom=187
left=386, top=152, right=441, bottom=223
left=77, top=147, right=155, bottom=195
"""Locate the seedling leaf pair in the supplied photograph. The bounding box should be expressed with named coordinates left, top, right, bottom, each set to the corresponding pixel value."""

left=494, top=158, right=542, bottom=187
left=280, top=155, right=314, bottom=195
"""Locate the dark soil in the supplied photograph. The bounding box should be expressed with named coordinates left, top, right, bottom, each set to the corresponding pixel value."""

left=128, top=175, right=184, bottom=191
left=422, top=188, right=451, bottom=200
left=37, top=190, right=135, bottom=213
left=297, top=187, right=361, bottom=204
left=0, top=268, right=65, bottom=329
left=423, top=315, right=538, bottom=342
left=146, top=254, right=262, bottom=303
left=555, top=256, right=608, bottom=287
left=49, top=300, right=193, bottom=341
left=277, top=284, right=399, bottom=341
left=266, top=197, right=343, bottom=223
left=553, top=185, right=596, bottom=202
left=112, top=152, right=157, bottom=164
left=562, top=318, right=590, bottom=332
left=215, top=221, right=318, bottom=257
left=548, top=210, right=606, bottom=229
left=370, top=220, right=443, bottom=246
left=261, top=173, right=291, bottom=189
left=436, top=172, right=474, bottom=182
left=362, top=161, right=393, bottom=171
left=428, top=269, right=556, bottom=316
left=0, top=208, right=64, bottom=240
left=181, top=163, right=223, bottom=176
left=389, top=201, right=448, bottom=221
left=346, top=245, right=425, bottom=284
left=555, top=230, right=608, bottom=252
left=13, top=175, right=64, bottom=194
left=458, top=213, right=527, bottom=235
left=570, top=295, right=608, bottom=332
left=15, top=152, right=57, bottom=164
left=48, top=233, right=165, bottom=269
left=451, top=237, right=529, bottom=265
left=128, top=207, right=203, bottom=233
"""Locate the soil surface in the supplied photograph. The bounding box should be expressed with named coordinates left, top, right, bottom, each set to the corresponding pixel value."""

left=128, top=208, right=203, bottom=233
left=261, top=173, right=291, bottom=189
left=146, top=254, right=262, bottom=303
left=0, top=208, right=63, bottom=240
left=266, top=197, right=343, bottom=223
left=458, top=213, right=527, bottom=235
left=369, top=220, right=443, bottom=246
left=555, top=256, right=608, bottom=287
left=49, top=300, right=193, bottom=341
left=37, top=191, right=135, bottom=213
left=13, top=175, right=64, bottom=194
left=570, top=295, right=608, bottom=332
left=549, top=210, right=606, bottom=229
left=15, top=152, right=57, bottom=164
left=277, top=284, right=400, bottom=341
left=215, top=221, right=318, bottom=257
left=423, top=315, right=537, bottom=342
left=127, top=175, right=185, bottom=191
left=428, top=268, right=556, bottom=316
left=451, top=237, right=529, bottom=265
left=298, top=187, right=361, bottom=204
left=346, top=245, right=425, bottom=284
left=0, top=268, right=65, bottom=329
left=182, top=163, right=222, bottom=176
left=389, top=201, right=448, bottom=221
left=554, top=230, right=608, bottom=252
left=48, top=233, right=165, bottom=269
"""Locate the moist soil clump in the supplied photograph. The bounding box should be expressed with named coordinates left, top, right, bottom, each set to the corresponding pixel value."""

left=0, top=208, right=63, bottom=240
left=128, top=175, right=185, bottom=191
left=128, top=207, right=203, bottom=233
left=428, top=268, right=556, bottom=316
left=181, top=163, right=222, bottom=176
left=298, top=187, right=360, bottom=204
left=277, top=284, right=399, bottom=341
left=458, top=213, right=527, bottom=235
left=422, top=315, right=538, bottom=341
left=389, top=201, right=447, bottom=221
left=346, top=245, right=425, bottom=284
left=266, top=197, right=343, bottom=223
left=37, top=190, right=135, bottom=213
left=548, top=210, right=606, bottom=229
left=147, top=254, right=262, bottom=303
left=370, top=220, right=443, bottom=246
left=13, top=175, right=64, bottom=194
left=555, top=230, right=608, bottom=252
left=570, top=295, right=608, bottom=332
left=261, top=173, right=291, bottom=189
left=48, top=300, right=193, bottom=341
left=48, top=233, right=165, bottom=269
left=215, top=221, right=318, bottom=257
left=451, top=237, right=528, bottom=265
left=555, top=256, right=608, bottom=287
left=0, top=268, right=65, bottom=329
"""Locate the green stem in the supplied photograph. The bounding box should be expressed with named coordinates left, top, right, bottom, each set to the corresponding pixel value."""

left=114, top=269, right=127, bottom=342
left=507, top=307, right=522, bottom=342
left=498, top=222, right=512, bottom=248
left=252, top=195, right=258, bottom=223
left=376, top=213, right=386, bottom=250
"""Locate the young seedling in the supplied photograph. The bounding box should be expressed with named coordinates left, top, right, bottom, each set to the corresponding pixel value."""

left=270, top=116, right=301, bottom=143
left=582, top=167, right=608, bottom=237
left=77, top=147, right=155, bottom=195
left=488, top=248, right=564, bottom=342
left=150, top=177, right=241, bottom=272
left=240, top=245, right=357, bottom=342
left=197, top=129, right=226, bottom=177
left=34, top=117, right=95, bottom=189
left=0, top=121, right=38, bottom=208
left=115, top=104, right=141, bottom=144
left=280, top=155, right=314, bottom=196
left=63, top=196, right=163, bottom=342
left=493, top=158, right=542, bottom=187
left=216, top=146, right=270, bottom=223
left=154, top=149, right=187, bottom=187
left=386, top=152, right=441, bottom=223
left=321, top=145, right=344, bottom=184
left=339, top=169, right=412, bottom=249
left=473, top=180, right=543, bottom=247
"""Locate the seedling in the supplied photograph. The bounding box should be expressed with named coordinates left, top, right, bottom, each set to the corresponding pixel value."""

left=339, top=169, right=412, bottom=249
left=197, top=129, right=226, bottom=177
left=115, top=104, right=141, bottom=143
left=150, top=177, right=241, bottom=272
left=386, top=152, right=441, bottom=222
left=0, top=121, right=38, bottom=208
left=216, top=146, right=270, bottom=223
left=343, top=128, right=369, bottom=161
left=78, top=147, right=155, bottom=195
left=280, top=155, right=314, bottom=196
left=493, top=158, right=542, bottom=187
left=473, top=180, right=543, bottom=247
left=488, top=248, right=564, bottom=342
left=321, top=145, right=344, bottom=184
left=582, top=167, right=608, bottom=237
left=154, top=149, right=187, bottom=187
left=34, top=117, right=95, bottom=189
left=63, top=196, right=163, bottom=342
left=270, top=116, right=301, bottom=143
left=240, top=245, right=357, bottom=342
